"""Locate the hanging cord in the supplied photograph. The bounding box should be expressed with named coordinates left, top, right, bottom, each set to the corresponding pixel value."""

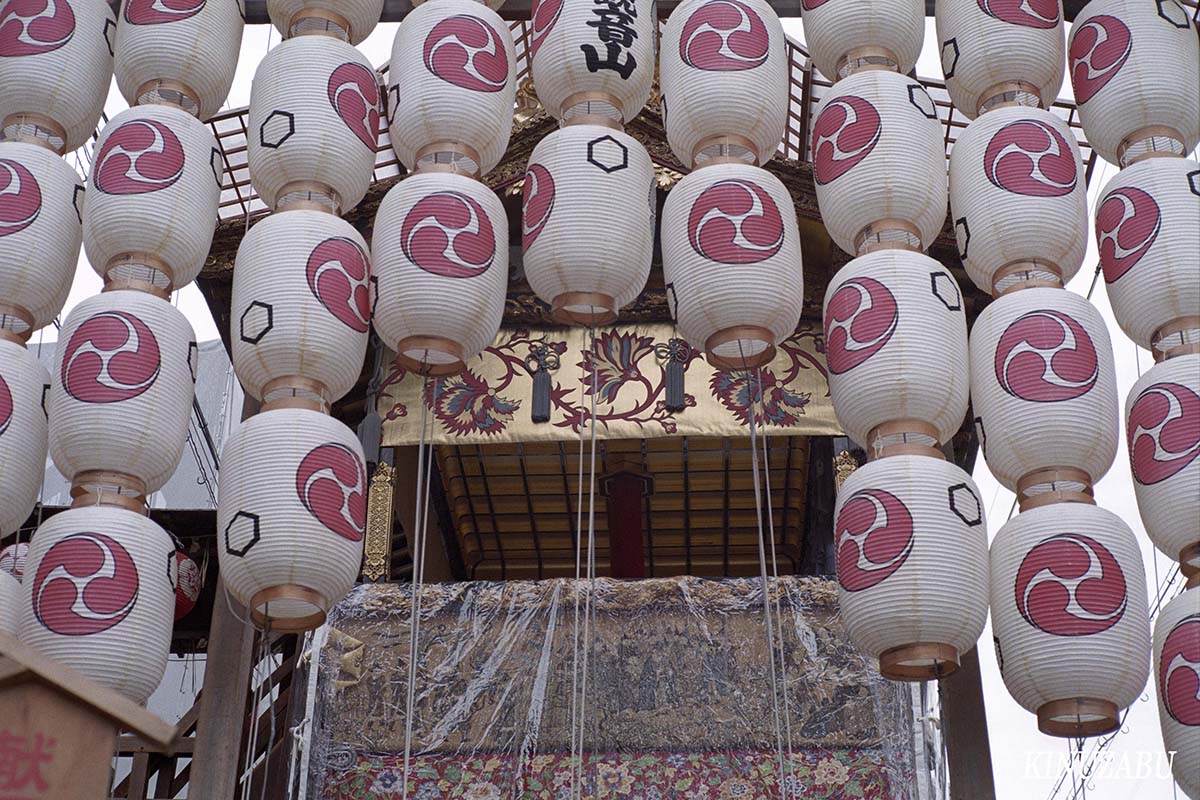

left=258, top=626, right=278, bottom=800
left=569, top=341, right=588, bottom=799
left=574, top=328, right=601, bottom=800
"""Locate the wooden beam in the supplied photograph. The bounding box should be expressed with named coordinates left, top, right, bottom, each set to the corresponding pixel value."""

left=941, top=647, right=997, bottom=799
left=393, top=446, right=454, bottom=582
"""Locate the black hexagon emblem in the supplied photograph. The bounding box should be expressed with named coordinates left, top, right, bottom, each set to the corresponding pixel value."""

left=369, top=274, right=379, bottom=318
left=1188, top=169, right=1200, bottom=197
left=931, top=271, right=962, bottom=311
left=949, top=482, right=983, bottom=526
left=993, top=635, right=1005, bottom=673
left=587, top=135, right=629, bottom=173
left=260, top=110, right=295, bottom=149
left=72, top=184, right=84, bottom=224
left=954, top=217, right=970, bottom=260
left=210, top=147, right=224, bottom=189
left=974, top=415, right=986, bottom=456
left=1157, top=0, right=1191, bottom=27
left=40, top=382, right=49, bottom=418
left=103, top=18, right=116, bottom=57
left=224, top=511, right=261, bottom=557
left=908, top=84, right=938, bottom=120
left=386, top=84, right=400, bottom=127
left=187, top=340, right=199, bottom=383
left=240, top=301, right=273, bottom=344
left=940, top=38, right=959, bottom=80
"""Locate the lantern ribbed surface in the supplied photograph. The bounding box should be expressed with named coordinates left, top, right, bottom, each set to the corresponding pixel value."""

left=521, top=125, right=655, bottom=321
left=387, top=0, right=516, bottom=177
left=934, top=0, right=1065, bottom=118
left=949, top=106, right=1088, bottom=296
left=659, top=0, right=788, bottom=167
left=216, top=407, right=366, bottom=631
left=372, top=171, right=507, bottom=369
left=528, top=0, right=655, bottom=123
left=835, top=455, right=989, bottom=672
left=0, top=0, right=115, bottom=153
left=660, top=162, right=803, bottom=366
left=267, top=0, right=383, bottom=44
left=810, top=70, right=947, bottom=255
left=19, top=505, right=176, bottom=703
left=114, top=0, right=244, bottom=121
left=0, top=542, right=28, bottom=579
left=0, top=569, right=18, bottom=635
left=0, top=339, right=48, bottom=536
left=1096, top=157, right=1200, bottom=351
left=968, top=287, right=1118, bottom=491
left=799, top=0, right=923, bottom=80
left=1153, top=586, right=1200, bottom=800
left=231, top=209, right=371, bottom=405
left=83, top=104, right=222, bottom=292
left=1068, top=0, right=1200, bottom=166
left=990, top=502, right=1150, bottom=729
left=49, top=290, right=197, bottom=494
left=0, top=140, right=83, bottom=334
left=247, top=35, right=380, bottom=213
left=822, top=250, right=969, bottom=448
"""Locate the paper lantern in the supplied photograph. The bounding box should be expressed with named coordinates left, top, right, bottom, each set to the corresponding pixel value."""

left=19, top=505, right=176, bottom=703
left=528, top=0, right=655, bottom=123
left=1126, top=355, right=1200, bottom=575
left=823, top=250, right=969, bottom=452
left=232, top=210, right=371, bottom=407
left=1068, top=0, right=1200, bottom=166
left=170, top=549, right=201, bottom=620
left=1154, top=586, right=1200, bottom=799
left=0, top=0, right=115, bottom=154
left=247, top=35, right=380, bottom=214
left=799, top=0, right=923, bottom=80
left=969, top=287, right=1118, bottom=499
left=0, top=569, right=18, bottom=635
left=835, top=455, right=989, bottom=680
left=49, top=290, right=198, bottom=498
left=521, top=125, right=655, bottom=326
left=935, top=0, right=1065, bottom=117
left=83, top=104, right=222, bottom=294
left=810, top=69, right=946, bottom=255
left=267, top=0, right=382, bottom=44
left=949, top=106, right=1088, bottom=295
left=216, top=407, right=366, bottom=631
left=660, top=162, right=803, bottom=369
left=387, top=0, right=516, bottom=177
left=1096, top=157, right=1200, bottom=354
left=659, top=0, right=788, bottom=167
left=0, top=541, right=28, bottom=578
left=990, top=502, right=1150, bottom=736
left=0, top=340, right=48, bottom=537
left=0, top=141, right=83, bottom=338
left=372, top=172, right=507, bottom=374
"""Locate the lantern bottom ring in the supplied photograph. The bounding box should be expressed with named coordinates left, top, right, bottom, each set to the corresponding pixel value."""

left=277, top=181, right=343, bottom=216
left=878, top=642, right=959, bottom=682
left=551, top=292, right=618, bottom=327
left=262, top=375, right=331, bottom=414
left=395, top=336, right=467, bottom=377
left=1, top=112, right=66, bottom=155
left=0, top=302, right=34, bottom=344
left=414, top=141, right=483, bottom=181
left=1036, top=698, right=1119, bottom=738
left=1151, top=316, right=1200, bottom=363
left=704, top=326, right=776, bottom=371
left=976, top=81, right=1043, bottom=117
left=1180, top=543, right=1200, bottom=579
left=836, top=46, right=901, bottom=80
left=991, top=259, right=1064, bottom=297
left=867, top=419, right=943, bottom=461
left=692, top=135, right=760, bottom=169
left=287, top=8, right=353, bottom=43
left=1118, top=125, right=1186, bottom=168
left=103, top=253, right=176, bottom=300
left=135, top=79, right=202, bottom=118
left=561, top=92, right=624, bottom=129
left=70, top=470, right=149, bottom=515
left=249, top=585, right=330, bottom=633
left=854, top=219, right=922, bottom=257
left=1016, top=466, right=1094, bottom=512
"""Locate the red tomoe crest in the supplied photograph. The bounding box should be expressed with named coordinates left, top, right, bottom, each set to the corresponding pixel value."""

left=687, top=178, right=784, bottom=264
left=680, top=0, right=770, bottom=72
left=528, top=0, right=562, bottom=61
left=1160, top=615, right=1200, bottom=726
left=824, top=277, right=898, bottom=375
left=0, top=0, right=75, bottom=56
left=0, top=157, right=41, bottom=236
left=423, top=14, right=508, bottom=93
left=521, top=163, right=555, bottom=250
left=976, top=0, right=1059, bottom=28
left=328, top=62, right=380, bottom=151
left=33, top=533, right=139, bottom=636
left=401, top=190, right=496, bottom=278
left=124, top=0, right=206, bottom=25
left=62, top=310, right=161, bottom=403
left=836, top=488, right=915, bottom=592
left=1015, top=533, right=1127, bottom=636
left=306, top=237, right=371, bottom=333
left=296, top=443, right=366, bottom=542
left=1127, top=382, right=1200, bottom=485
left=1069, top=15, right=1132, bottom=104
left=994, top=309, right=1099, bottom=402
left=0, top=373, right=11, bottom=436
left=811, top=96, right=881, bottom=185
left=1096, top=186, right=1161, bottom=283
left=93, top=119, right=186, bottom=195
left=984, top=119, right=1077, bottom=197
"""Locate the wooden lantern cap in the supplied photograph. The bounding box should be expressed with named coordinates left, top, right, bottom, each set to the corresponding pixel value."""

left=248, top=584, right=329, bottom=633
left=1016, top=466, right=1095, bottom=511
left=413, top=141, right=484, bottom=181
left=1, top=112, right=67, bottom=155
left=70, top=471, right=150, bottom=515
left=854, top=218, right=922, bottom=256
left=836, top=45, right=901, bottom=79
left=134, top=79, right=202, bottom=118
left=991, top=259, right=1064, bottom=297
left=879, top=642, right=960, bottom=681
left=692, top=134, right=761, bottom=168
left=1118, top=125, right=1187, bottom=167
left=560, top=91, right=623, bottom=129
left=276, top=180, right=343, bottom=215
left=102, top=253, right=175, bottom=301
left=976, top=80, right=1043, bottom=116
left=1037, top=697, right=1120, bottom=737
left=1151, top=316, right=1200, bottom=363
left=867, top=418, right=944, bottom=461
left=261, top=375, right=331, bottom=414
left=551, top=291, right=618, bottom=327
left=287, top=7, right=352, bottom=41
left=1180, top=542, right=1200, bottom=580
left=394, top=335, right=466, bottom=377
left=704, top=325, right=776, bottom=371
left=0, top=302, right=34, bottom=346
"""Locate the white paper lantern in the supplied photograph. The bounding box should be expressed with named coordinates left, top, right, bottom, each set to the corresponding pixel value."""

left=823, top=250, right=969, bottom=450
left=661, top=162, right=803, bottom=369
left=84, top=104, right=221, bottom=293
left=659, top=0, right=788, bottom=167
left=216, top=407, right=365, bottom=631
left=0, top=541, right=28, bottom=578
left=1068, top=0, right=1200, bottom=166
left=115, top=0, right=244, bottom=121
left=268, top=0, right=382, bottom=44
left=372, top=172, right=507, bottom=373
left=528, top=0, right=655, bottom=123
left=835, top=455, right=989, bottom=680
left=19, top=505, right=176, bottom=703
left=1096, top=157, right=1200, bottom=353
left=0, top=340, right=48, bottom=536
left=990, top=502, right=1150, bottom=736
left=49, top=290, right=197, bottom=496
left=231, top=209, right=371, bottom=406
left=969, top=287, right=1118, bottom=496
left=799, top=0, right=923, bottom=80
left=247, top=35, right=380, bottom=213
left=810, top=69, right=947, bottom=255
left=1154, top=586, right=1200, bottom=800
left=0, top=140, right=82, bottom=338
left=949, top=106, right=1088, bottom=295
left=387, top=0, right=516, bottom=177
left=0, top=568, right=18, bottom=634
left=1126, top=355, right=1200, bottom=574
left=0, top=0, right=115, bottom=154
left=521, top=125, right=654, bottom=325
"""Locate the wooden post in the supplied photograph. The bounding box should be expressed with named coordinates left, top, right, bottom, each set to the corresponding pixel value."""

left=941, top=648, right=997, bottom=798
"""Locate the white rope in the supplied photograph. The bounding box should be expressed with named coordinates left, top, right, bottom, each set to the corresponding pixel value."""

left=574, top=328, right=600, bottom=800
left=569, top=344, right=588, bottom=800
